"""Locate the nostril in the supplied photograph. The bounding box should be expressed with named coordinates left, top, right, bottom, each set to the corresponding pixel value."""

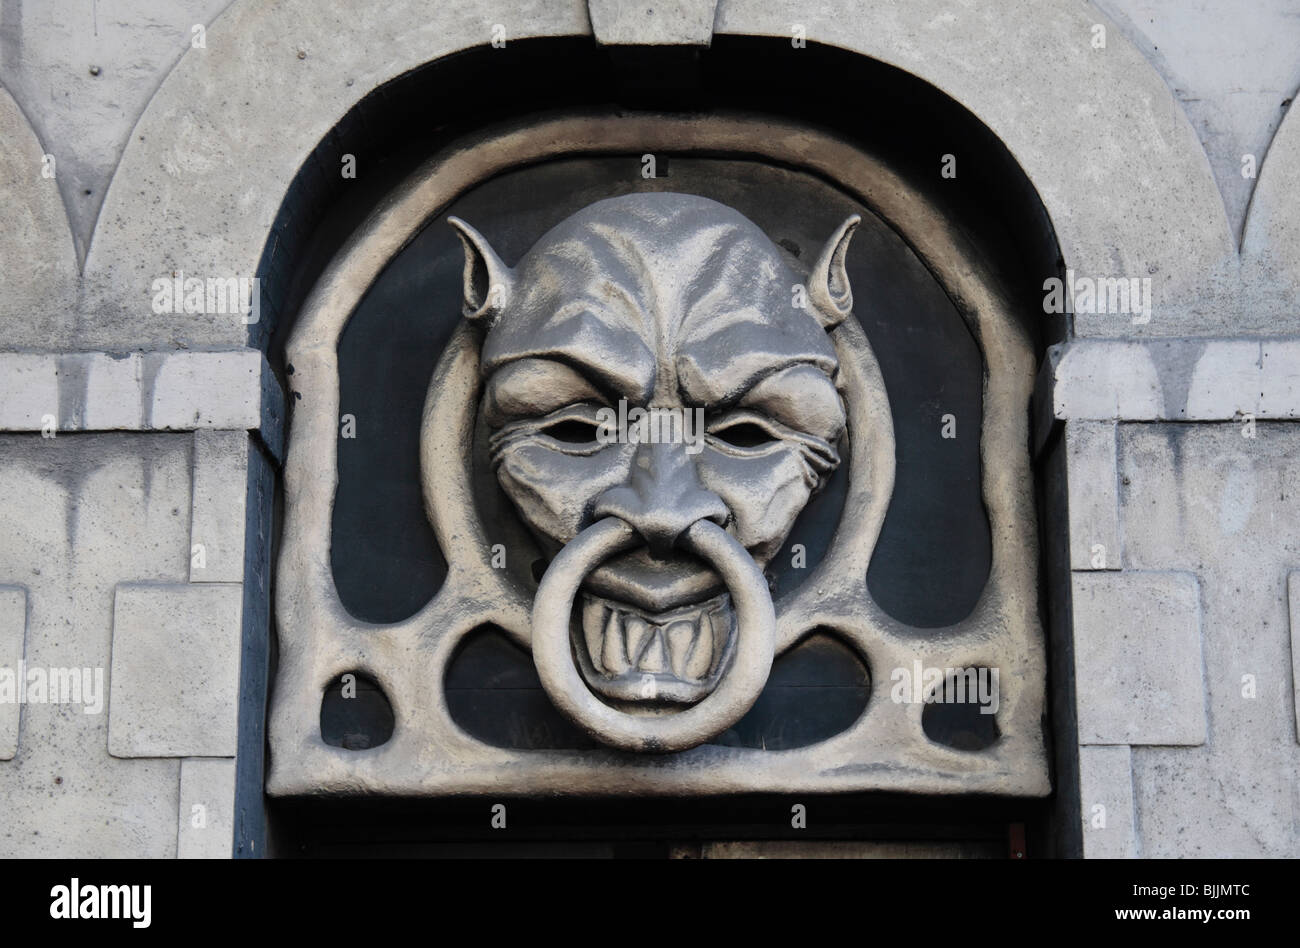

left=633, top=516, right=698, bottom=559
left=645, top=539, right=677, bottom=562
left=702, top=498, right=729, bottom=528
left=690, top=493, right=730, bottom=533
left=593, top=483, right=730, bottom=557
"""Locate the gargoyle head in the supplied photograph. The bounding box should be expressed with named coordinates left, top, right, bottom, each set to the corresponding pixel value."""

left=451, top=193, right=856, bottom=713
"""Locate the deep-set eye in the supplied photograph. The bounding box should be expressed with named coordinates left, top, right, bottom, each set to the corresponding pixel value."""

left=541, top=418, right=601, bottom=444
left=712, top=422, right=775, bottom=448
left=708, top=413, right=783, bottom=449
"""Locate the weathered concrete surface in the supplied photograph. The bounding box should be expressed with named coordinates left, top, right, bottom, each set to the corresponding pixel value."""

left=1072, top=571, right=1206, bottom=746
left=1079, top=745, right=1139, bottom=858
left=80, top=0, right=591, bottom=350
left=1096, top=0, right=1300, bottom=243
left=0, top=84, right=77, bottom=347
left=714, top=0, right=1240, bottom=337
left=1043, top=342, right=1164, bottom=425
left=588, top=0, right=718, bottom=45
left=0, top=435, right=192, bottom=857
left=1243, top=98, right=1300, bottom=329
left=1066, top=422, right=1120, bottom=571
left=0, top=0, right=235, bottom=260
left=71, top=0, right=1233, bottom=348
left=189, top=431, right=249, bottom=583
left=1184, top=340, right=1300, bottom=420
left=177, top=757, right=235, bottom=858
left=0, top=0, right=1295, bottom=350
left=1046, top=339, right=1300, bottom=425
left=0, top=350, right=284, bottom=457
left=0, top=586, right=25, bottom=759
left=108, top=582, right=242, bottom=757
left=1118, top=423, right=1300, bottom=856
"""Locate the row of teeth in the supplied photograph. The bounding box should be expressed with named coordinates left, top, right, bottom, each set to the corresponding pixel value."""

left=583, top=600, right=725, bottom=682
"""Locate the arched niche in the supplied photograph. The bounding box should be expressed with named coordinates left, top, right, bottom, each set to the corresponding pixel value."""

left=264, top=40, right=1063, bottom=808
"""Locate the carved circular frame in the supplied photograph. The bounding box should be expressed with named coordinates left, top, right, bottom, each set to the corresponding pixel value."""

left=269, top=110, right=1047, bottom=797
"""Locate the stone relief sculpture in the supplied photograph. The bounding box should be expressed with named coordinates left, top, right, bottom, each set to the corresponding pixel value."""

left=269, top=113, right=1047, bottom=798
left=448, top=194, right=860, bottom=750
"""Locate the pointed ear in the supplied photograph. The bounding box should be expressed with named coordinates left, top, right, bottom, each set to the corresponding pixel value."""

left=807, top=214, right=860, bottom=329
left=448, top=216, right=513, bottom=325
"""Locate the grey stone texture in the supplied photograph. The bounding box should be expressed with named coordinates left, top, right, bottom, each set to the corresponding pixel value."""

left=1244, top=98, right=1300, bottom=325
left=1184, top=340, right=1300, bottom=420
left=1072, top=571, right=1207, bottom=746
left=0, top=0, right=234, bottom=260
left=0, top=435, right=190, bottom=857
left=1048, top=339, right=1300, bottom=424
left=0, top=0, right=1292, bottom=349
left=1116, top=424, right=1300, bottom=856
left=1078, top=745, right=1139, bottom=858
left=0, top=350, right=282, bottom=443
left=1045, top=342, right=1166, bottom=424
left=177, top=758, right=236, bottom=858
left=1290, top=572, right=1300, bottom=744
left=0, top=85, right=78, bottom=350
left=1094, top=0, right=1300, bottom=242
left=189, top=431, right=249, bottom=583
left=76, top=0, right=590, bottom=351
left=589, top=0, right=718, bottom=45
left=0, top=586, right=25, bottom=759
left=1067, top=422, right=1121, bottom=571
left=714, top=1, right=1249, bottom=339
left=3, top=0, right=1289, bottom=338
left=108, top=582, right=242, bottom=758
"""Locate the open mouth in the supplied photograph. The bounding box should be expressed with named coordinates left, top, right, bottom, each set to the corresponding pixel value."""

left=583, top=548, right=725, bottom=613
left=573, top=592, right=737, bottom=706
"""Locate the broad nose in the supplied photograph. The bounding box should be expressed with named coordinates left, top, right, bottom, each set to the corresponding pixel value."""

left=593, top=440, right=728, bottom=557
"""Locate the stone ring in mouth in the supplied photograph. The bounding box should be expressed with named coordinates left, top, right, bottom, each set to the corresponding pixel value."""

left=531, top=516, right=776, bottom=753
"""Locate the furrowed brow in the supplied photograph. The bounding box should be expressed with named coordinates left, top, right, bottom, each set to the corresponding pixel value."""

left=483, top=355, right=658, bottom=425
left=736, top=363, right=845, bottom=442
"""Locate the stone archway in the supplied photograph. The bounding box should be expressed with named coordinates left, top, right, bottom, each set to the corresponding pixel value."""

left=74, top=0, right=1232, bottom=351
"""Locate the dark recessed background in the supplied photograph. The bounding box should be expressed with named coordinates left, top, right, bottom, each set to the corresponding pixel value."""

left=325, top=154, right=986, bottom=752
left=331, top=155, right=988, bottom=629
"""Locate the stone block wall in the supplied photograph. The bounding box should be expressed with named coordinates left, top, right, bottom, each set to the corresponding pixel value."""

left=0, top=353, right=278, bottom=857
left=1055, top=347, right=1300, bottom=857
left=1, top=0, right=1298, bottom=857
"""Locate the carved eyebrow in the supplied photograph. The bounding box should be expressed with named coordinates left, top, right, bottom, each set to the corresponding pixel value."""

left=481, top=297, right=657, bottom=405
left=676, top=346, right=839, bottom=409
left=735, top=364, right=845, bottom=442
left=482, top=358, right=612, bottom=426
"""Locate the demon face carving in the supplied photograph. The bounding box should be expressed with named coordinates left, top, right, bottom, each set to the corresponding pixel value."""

left=449, top=193, right=858, bottom=748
